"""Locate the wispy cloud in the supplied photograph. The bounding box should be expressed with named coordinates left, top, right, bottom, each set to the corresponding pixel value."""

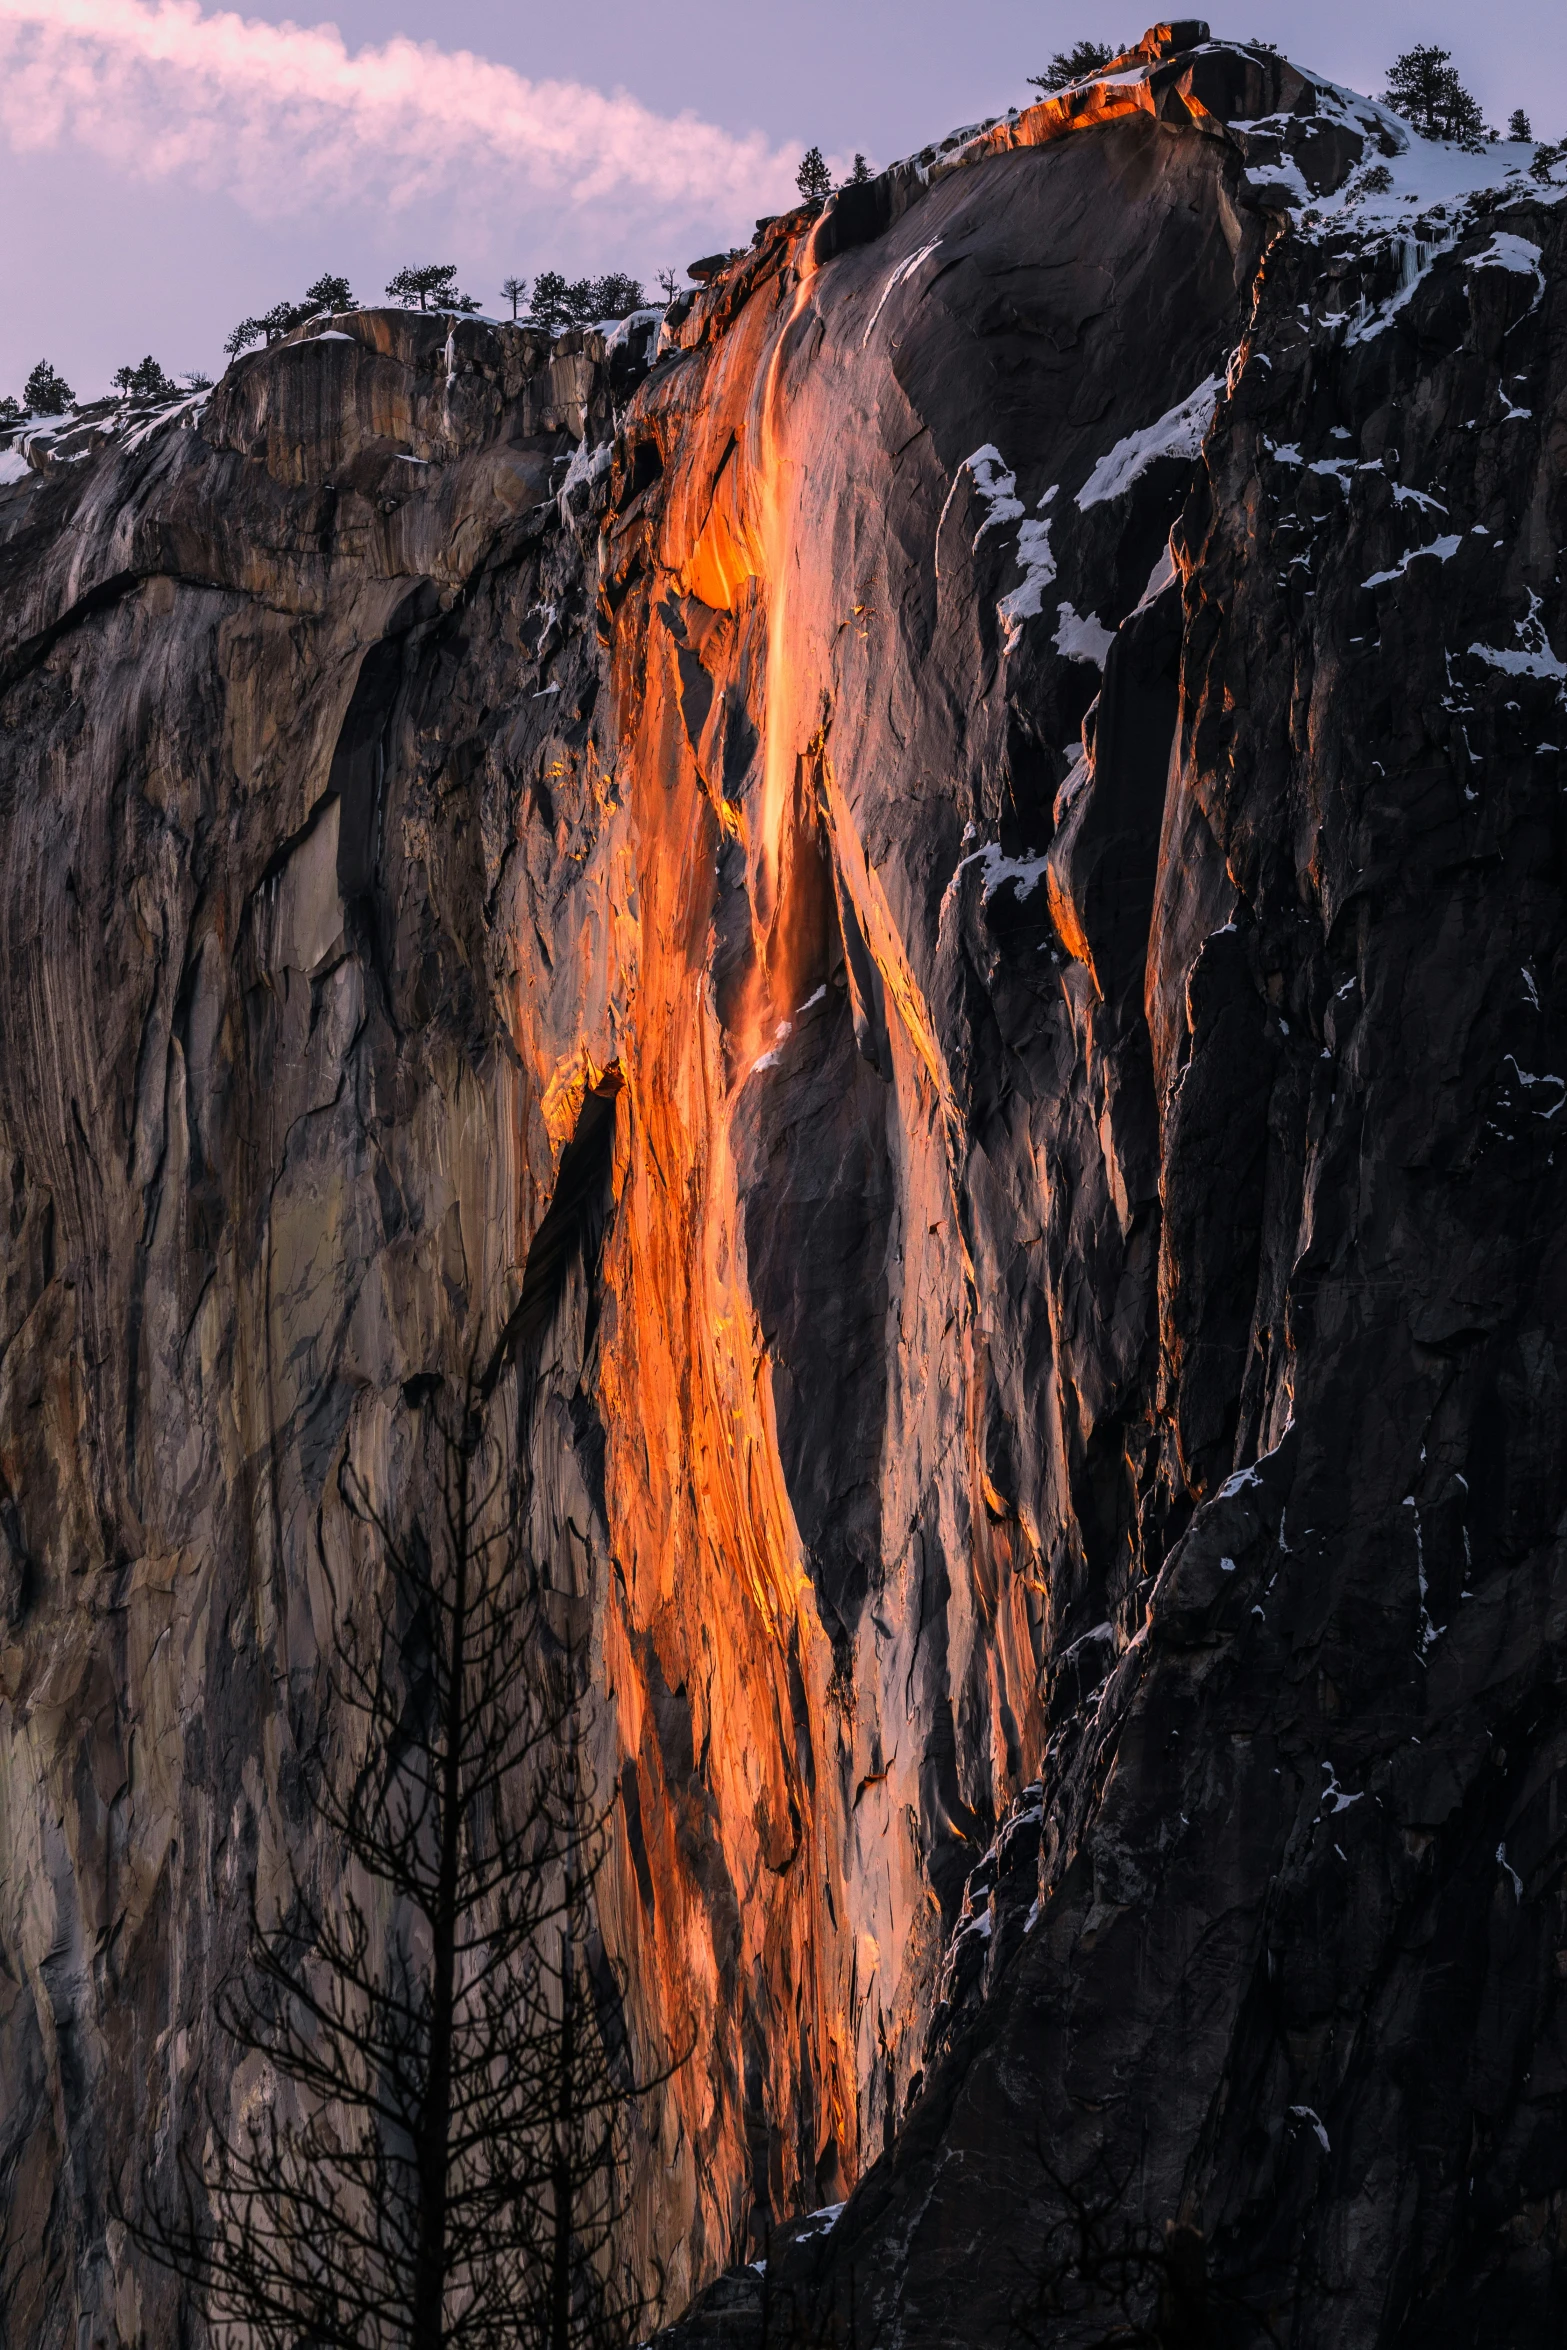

left=0, top=0, right=797, bottom=228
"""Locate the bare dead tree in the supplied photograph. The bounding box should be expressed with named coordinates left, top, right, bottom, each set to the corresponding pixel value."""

left=1008, top=2147, right=1287, bottom=2350
left=508, top=1782, right=674, bottom=2350
left=127, top=1371, right=678, bottom=2350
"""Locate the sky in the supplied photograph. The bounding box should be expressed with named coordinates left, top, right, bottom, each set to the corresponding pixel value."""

left=2, top=0, right=1563, bottom=404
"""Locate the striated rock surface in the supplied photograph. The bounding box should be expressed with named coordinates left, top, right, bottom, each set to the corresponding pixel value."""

left=2, top=23, right=1566, bottom=2347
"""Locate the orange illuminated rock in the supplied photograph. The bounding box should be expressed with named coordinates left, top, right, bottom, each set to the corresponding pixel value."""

left=3, top=25, right=1565, bottom=2350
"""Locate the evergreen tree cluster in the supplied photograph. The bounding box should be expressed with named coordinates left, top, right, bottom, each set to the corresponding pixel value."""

left=3, top=353, right=209, bottom=429
left=1381, top=45, right=1559, bottom=151
left=795, top=146, right=833, bottom=203
left=1015, top=35, right=1554, bottom=160
left=227, top=272, right=359, bottom=356
left=1027, top=38, right=1118, bottom=94
left=10, top=38, right=1555, bottom=444
left=793, top=148, right=873, bottom=206
left=1383, top=44, right=1491, bottom=144
left=109, top=356, right=208, bottom=403
left=217, top=256, right=657, bottom=366
left=26, top=357, right=74, bottom=413
left=526, top=271, right=647, bottom=330
left=6, top=359, right=75, bottom=419
left=385, top=263, right=482, bottom=314
left=112, top=356, right=180, bottom=401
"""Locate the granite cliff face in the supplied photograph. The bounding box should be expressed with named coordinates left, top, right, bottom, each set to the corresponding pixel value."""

left=2, top=22, right=1566, bottom=2347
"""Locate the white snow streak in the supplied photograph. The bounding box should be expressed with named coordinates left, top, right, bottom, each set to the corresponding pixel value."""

left=1076, top=374, right=1222, bottom=509
left=862, top=237, right=942, bottom=345
left=1361, top=533, right=1462, bottom=589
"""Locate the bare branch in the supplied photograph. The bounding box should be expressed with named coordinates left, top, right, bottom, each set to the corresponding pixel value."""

left=128, top=1365, right=680, bottom=2350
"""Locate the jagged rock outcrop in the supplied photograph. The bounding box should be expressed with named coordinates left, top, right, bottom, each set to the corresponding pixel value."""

left=2, top=22, right=1565, bottom=2347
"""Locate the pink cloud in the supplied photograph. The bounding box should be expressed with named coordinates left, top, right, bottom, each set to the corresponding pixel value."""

left=0, top=0, right=798, bottom=221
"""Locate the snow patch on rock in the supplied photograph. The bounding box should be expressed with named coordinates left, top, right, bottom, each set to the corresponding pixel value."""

left=1362, top=533, right=1463, bottom=588
left=996, top=504, right=1059, bottom=653
left=1469, top=591, right=1566, bottom=681
left=1076, top=374, right=1223, bottom=509
left=1053, top=602, right=1115, bottom=666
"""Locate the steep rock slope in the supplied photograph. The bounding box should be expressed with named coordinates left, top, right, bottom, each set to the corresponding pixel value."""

left=701, top=46, right=1567, bottom=2350
left=0, top=22, right=1564, bottom=2348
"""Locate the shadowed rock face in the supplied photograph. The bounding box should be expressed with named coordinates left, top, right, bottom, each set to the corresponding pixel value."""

left=2, top=25, right=1567, bottom=2349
